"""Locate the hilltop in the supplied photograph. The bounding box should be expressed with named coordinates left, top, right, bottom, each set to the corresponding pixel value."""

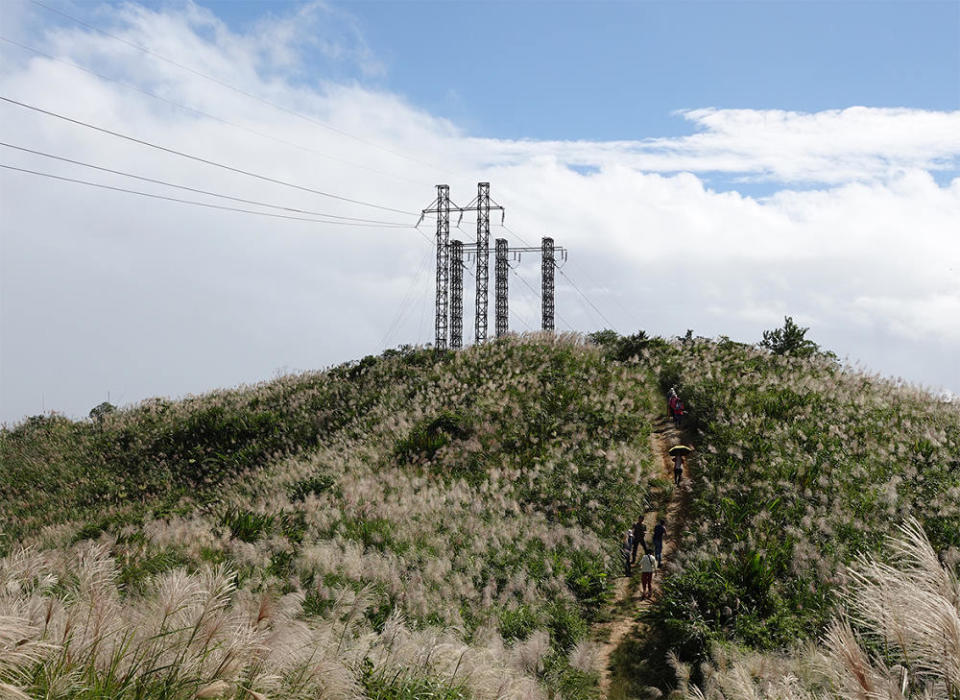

left=1, top=335, right=659, bottom=698
left=1, top=331, right=958, bottom=699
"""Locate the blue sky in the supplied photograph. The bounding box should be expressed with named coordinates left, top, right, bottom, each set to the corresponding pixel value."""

left=192, top=0, right=960, bottom=141
left=150, top=0, right=960, bottom=197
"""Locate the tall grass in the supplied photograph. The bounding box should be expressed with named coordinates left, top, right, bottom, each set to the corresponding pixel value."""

left=0, top=334, right=658, bottom=698
left=635, top=336, right=960, bottom=689
left=679, top=520, right=960, bottom=699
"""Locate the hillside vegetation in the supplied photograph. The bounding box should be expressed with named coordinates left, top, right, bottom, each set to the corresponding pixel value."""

left=617, top=333, right=960, bottom=698
left=3, top=329, right=959, bottom=699
left=1, top=335, right=658, bottom=699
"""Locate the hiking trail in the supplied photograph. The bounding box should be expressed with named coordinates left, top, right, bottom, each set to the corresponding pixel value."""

left=593, top=411, right=694, bottom=698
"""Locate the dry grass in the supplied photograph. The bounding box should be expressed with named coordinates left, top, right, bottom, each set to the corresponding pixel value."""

left=683, top=519, right=960, bottom=700
left=0, top=334, right=657, bottom=698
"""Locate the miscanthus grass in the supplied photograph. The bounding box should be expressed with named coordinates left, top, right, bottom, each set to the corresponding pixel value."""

left=630, top=335, right=960, bottom=691
left=679, top=520, right=960, bottom=700
left=1, top=334, right=657, bottom=698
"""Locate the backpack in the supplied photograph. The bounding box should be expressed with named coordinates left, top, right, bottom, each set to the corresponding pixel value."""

left=674, top=400, right=684, bottom=416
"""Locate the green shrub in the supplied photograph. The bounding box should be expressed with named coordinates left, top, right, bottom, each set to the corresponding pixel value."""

left=289, top=474, right=334, bottom=501
left=545, top=600, right=588, bottom=651
left=564, top=551, right=610, bottom=616
left=499, top=604, right=541, bottom=641
left=117, top=548, right=192, bottom=594
left=301, top=590, right=335, bottom=618
left=394, top=410, right=473, bottom=464
left=359, top=662, right=470, bottom=700
left=220, top=508, right=275, bottom=542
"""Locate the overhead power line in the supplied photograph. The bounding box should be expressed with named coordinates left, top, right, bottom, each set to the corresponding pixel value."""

left=502, top=221, right=613, bottom=329
left=0, top=95, right=416, bottom=216
left=510, top=265, right=573, bottom=332
left=0, top=163, right=416, bottom=228
left=0, top=36, right=431, bottom=188
left=0, top=141, right=410, bottom=226
left=381, top=244, right=435, bottom=349
left=501, top=223, right=535, bottom=248
left=29, top=0, right=447, bottom=175
left=557, top=267, right=616, bottom=329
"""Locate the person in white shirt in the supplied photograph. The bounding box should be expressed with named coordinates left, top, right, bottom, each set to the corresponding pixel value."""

left=639, top=550, right=658, bottom=598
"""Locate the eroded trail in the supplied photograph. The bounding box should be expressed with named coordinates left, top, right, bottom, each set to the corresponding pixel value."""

left=594, top=412, right=694, bottom=698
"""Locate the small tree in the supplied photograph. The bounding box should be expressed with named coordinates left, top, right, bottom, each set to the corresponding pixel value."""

left=759, top=316, right=819, bottom=358
left=89, top=401, right=116, bottom=427
left=587, top=329, right=620, bottom=348
left=617, top=330, right=651, bottom=360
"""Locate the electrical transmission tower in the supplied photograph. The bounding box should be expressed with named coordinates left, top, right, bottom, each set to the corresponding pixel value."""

left=450, top=239, right=464, bottom=349
left=495, top=238, right=509, bottom=338
left=541, top=236, right=555, bottom=332
left=417, top=184, right=572, bottom=349
left=419, top=185, right=456, bottom=350
left=498, top=241, right=567, bottom=335
left=460, top=183, right=503, bottom=345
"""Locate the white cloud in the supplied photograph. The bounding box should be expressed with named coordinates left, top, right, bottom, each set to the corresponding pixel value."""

left=1, top=1, right=958, bottom=423
left=453, top=106, right=960, bottom=184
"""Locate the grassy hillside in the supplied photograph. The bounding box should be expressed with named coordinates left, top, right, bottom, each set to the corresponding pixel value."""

left=613, top=334, right=960, bottom=695
left=0, top=335, right=659, bottom=699
left=3, top=330, right=958, bottom=699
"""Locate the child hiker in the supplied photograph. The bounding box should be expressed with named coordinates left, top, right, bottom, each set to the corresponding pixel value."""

left=639, top=549, right=658, bottom=599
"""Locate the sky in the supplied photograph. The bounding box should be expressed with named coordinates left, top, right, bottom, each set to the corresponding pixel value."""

left=1, top=0, right=959, bottom=424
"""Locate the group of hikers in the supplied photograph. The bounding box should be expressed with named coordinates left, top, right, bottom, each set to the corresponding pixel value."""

left=622, top=517, right=667, bottom=598
left=618, top=387, right=692, bottom=600
left=668, top=387, right=689, bottom=485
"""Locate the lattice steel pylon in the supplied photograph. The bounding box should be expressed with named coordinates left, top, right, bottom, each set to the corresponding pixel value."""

left=459, top=183, right=503, bottom=345
left=419, top=185, right=453, bottom=350
left=495, top=238, right=509, bottom=338
left=541, top=236, right=555, bottom=332
left=450, top=239, right=464, bottom=349
left=475, top=183, right=491, bottom=344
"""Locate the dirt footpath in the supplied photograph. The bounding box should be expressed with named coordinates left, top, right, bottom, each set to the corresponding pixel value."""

left=594, top=414, right=693, bottom=697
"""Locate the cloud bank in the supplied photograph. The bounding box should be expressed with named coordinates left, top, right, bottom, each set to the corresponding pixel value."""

left=1, top=0, right=958, bottom=422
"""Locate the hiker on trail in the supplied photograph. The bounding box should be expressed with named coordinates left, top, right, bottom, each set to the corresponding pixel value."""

left=653, top=519, right=666, bottom=566
left=631, top=516, right=647, bottom=563
left=673, top=397, right=685, bottom=428
left=639, top=550, right=658, bottom=599
left=622, top=529, right=634, bottom=576
left=673, top=452, right=685, bottom=485
left=668, top=389, right=678, bottom=422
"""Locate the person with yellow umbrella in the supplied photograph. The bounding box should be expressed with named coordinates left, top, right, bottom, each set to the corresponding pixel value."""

left=669, top=444, right=693, bottom=485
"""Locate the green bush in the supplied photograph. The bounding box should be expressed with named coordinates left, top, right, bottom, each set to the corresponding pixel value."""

left=220, top=508, right=275, bottom=543
left=545, top=600, right=588, bottom=651
left=394, top=410, right=473, bottom=464
left=359, top=662, right=470, bottom=700
left=499, top=604, right=541, bottom=641
left=564, top=550, right=610, bottom=616
left=289, top=474, right=335, bottom=502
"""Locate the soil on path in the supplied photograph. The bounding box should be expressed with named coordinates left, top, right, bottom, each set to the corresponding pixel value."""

left=594, top=413, right=694, bottom=698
